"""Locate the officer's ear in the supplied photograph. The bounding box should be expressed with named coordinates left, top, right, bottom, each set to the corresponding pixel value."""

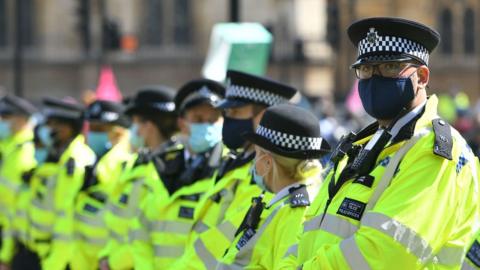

left=177, top=117, right=189, bottom=135
left=416, top=66, right=429, bottom=88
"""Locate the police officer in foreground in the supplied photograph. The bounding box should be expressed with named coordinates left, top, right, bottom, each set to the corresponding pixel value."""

left=171, top=70, right=297, bottom=269
left=0, top=95, right=37, bottom=270
left=130, top=79, right=225, bottom=269
left=216, top=104, right=330, bottom=269
left=70, top=100, right=133, bottom=270
left=280, top=17, right=479, bottom=269
left=99, top=86, right=181, bottom=270
left=27, top=98, right=95, bottom=270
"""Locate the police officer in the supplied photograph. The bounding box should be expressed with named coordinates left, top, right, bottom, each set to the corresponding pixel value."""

left=0, top=95, right=37, bottom=270
left=70, top=100, right=133, bottom=270
left=130, top=79, right=225, bottom=269
left=27, top=98, right=95, bottom=270
left=281, top=17, right=479, bottom=270
left=99, top=86, right=181, bottom=270
left=216, top=104, right=330, bottom=269
left=172, top=70, right=297, bottom=269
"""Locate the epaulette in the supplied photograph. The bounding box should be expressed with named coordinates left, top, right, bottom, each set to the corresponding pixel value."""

left=288, top=185, right=310, bottom=208
left=66, top=157, right=76, bottom=176
left=432, top=119, right=453, bottom=160
left=21, top=168, right=36, bottom=184
left=133, top=149, right=151, bottom=167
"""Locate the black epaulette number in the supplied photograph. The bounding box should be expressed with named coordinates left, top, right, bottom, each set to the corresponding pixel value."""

left=289, top=185, right=310, bottom=208
left=66, top=158, right=75, bottom=176
left=432, top=119, right=453, bottom=160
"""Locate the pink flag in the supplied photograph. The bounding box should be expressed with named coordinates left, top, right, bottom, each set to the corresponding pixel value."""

left=95, top=66, right=122, bottom=102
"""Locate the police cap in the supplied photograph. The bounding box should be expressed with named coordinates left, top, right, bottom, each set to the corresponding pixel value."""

left=0, top=95, right=37, bottom=116
left=174, top=79, right=225, bottom=114
left=216, top=70, right=297, bottom=109
left=348, top=17, right=440, bottom=67
left=85, top=100, right=130, bottom=128
left=42, top=97, right=84, bottom=121
left=125, top=85, right=176, bottom=116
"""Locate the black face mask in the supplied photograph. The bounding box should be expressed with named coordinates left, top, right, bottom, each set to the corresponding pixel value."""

left=222, top=116, right=254, bottom=150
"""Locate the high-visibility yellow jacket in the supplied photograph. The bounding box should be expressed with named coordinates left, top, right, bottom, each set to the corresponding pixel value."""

left=0, top=128, right=36, bottom=264
left=130, top=144, right=225, bottom=269
left=216, top=184, right=316, bottom=270
left=463, top=229, right=480, bottom=269
left=280, top=95, right=480, bottom=270
left=99, top=141, right=184, bottom=270
left=171, top=154, right=270, bottom=270
left=70, top=138, right=133, bottom=270
left=26, top=135, right=95, bottom=270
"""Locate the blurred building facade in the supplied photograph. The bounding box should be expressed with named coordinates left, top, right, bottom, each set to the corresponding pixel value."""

left=0, top=0, right=478, bottom=102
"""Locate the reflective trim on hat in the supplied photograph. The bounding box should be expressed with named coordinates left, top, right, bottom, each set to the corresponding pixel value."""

left=226, top=83, right=288, bottom=106
left=358, top=28, right=430, bottom=65
left=180, top=86, right=221, bottom=111
left=151, top=101, right=175, bottom=111
left=44, top=107, right=82, bottom=119
left=256, top=125, right=324, bottom=151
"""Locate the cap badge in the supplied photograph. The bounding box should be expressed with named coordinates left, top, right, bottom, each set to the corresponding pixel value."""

left=366, top=27, right=379, bottom=45
left=91, top=103, right=102, bottom=116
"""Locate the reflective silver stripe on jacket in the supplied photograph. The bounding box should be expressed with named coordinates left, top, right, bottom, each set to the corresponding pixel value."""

left=107, top=179, right=144, bottom=218
left=217, top=203, right=284, bottom=269
left=432, top=245, right=466, bottom=267
left=193, top=221, right=210, bottom=234
left=150, top=220, right=191, bottom=234
left=340, top=236, right=371, bottom=270
left=283, top=243, right=298, bottom=258
left=75, top=232, right=107, bottom=246
left=303, top=213, right=358, bottom=239
left=217, top=221, right=237, bottom=241
left=75, top=212, right=104, bottom=227
left=194, top=238, right=219, bottom=270
left=153, top=244, right=184, bottom=258
left=30, top=220, right=51, bottom=232
left=363, top=212, right=431, bottom=263
left=0, top=177, right=21, bottom=193
left=129, top=229, right=149, bottom=243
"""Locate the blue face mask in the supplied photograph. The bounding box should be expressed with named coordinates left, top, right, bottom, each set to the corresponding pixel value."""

left=188, top=122, right=222, bottom=154
left=87, top=131, right=110, bottom=157
left=358, top=75, right=415, bottom=120
left=251, top=154, right=270, bottom=192
left=129, top=124, right=145, bottom=149
left=222, top=116, right=254, bottom=150
left=34, top=148, right=49, bottom=164
left=0, top=121, right=12, bottom=140
left=37, top=125, right=53, bottom=148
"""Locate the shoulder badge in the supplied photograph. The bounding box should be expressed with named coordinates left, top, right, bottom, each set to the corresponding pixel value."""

left=66, top=157, right=76, bottom=176
left=432, top=119, right=453, bottom=160
left=288, top=185, right=310, bottom=208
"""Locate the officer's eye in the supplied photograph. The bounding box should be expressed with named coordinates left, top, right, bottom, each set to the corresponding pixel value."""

left=382, top=63, right=400, bottom=71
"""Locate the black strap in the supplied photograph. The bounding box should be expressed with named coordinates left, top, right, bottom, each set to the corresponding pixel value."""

left=234, top=194, right=265, bottom=237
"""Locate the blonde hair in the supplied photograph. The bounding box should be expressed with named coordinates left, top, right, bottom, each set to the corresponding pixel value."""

left=269, top=151, right=324, bottom=186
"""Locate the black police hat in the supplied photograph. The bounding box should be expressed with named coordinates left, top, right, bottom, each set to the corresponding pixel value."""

left=243, top=104, right=330, bottom=159
left=348, top=17, right=440, bottom=67
left=174, top=79, right=225, bottom=114
left=125, top=85, right=176, bottom=116
left=0, top=95, right=37, bottom=116
left=85, top=100, right=130, bottom=128
left=42, top=97, right=84, bottom=121
left=216, top=70, right=297, bottom=109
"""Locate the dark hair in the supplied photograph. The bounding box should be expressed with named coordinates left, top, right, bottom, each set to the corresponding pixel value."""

left=141, top=113, right=178, bottom=139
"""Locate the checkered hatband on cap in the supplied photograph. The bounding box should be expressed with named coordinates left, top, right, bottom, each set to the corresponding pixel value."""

left=358, top=28, right=430, bottom=64
left=226, top=83, right=288, bottom=106
left=256, top=125, right=323, bottom=151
